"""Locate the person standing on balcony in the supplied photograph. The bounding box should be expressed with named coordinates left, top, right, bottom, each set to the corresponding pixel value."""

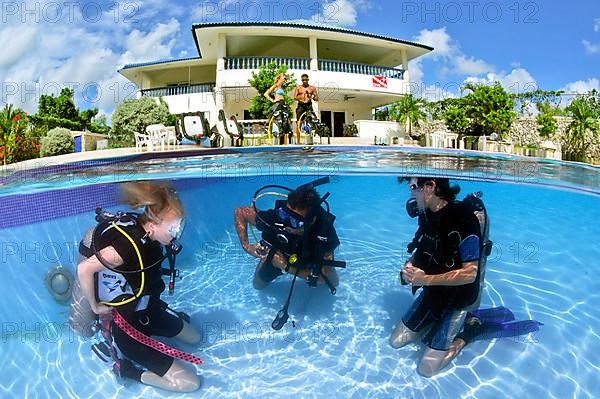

left=293, top=73, right=319, bottom=121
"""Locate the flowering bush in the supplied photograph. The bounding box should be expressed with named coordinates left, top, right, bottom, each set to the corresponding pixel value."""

left=0, top=110, right=40, bottom=164
left=0, top=134, right=40, bottom=163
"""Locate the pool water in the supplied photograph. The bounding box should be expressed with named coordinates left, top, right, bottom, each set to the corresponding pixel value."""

left=0, top=148, right=599, bottom=398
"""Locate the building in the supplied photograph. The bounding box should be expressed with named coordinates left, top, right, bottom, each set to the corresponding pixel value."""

left=119, top=22, right=433, bottom=138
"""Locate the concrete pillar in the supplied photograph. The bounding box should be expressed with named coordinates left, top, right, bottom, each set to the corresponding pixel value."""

left=215, top=32, right=226, bottom=122
left=401, top=49, right=409, bottom=82
left=216, top=33, right=226, bottom=71
left=309, top=35, right=318, bottom=71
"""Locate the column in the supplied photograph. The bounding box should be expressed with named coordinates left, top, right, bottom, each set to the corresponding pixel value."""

left=216, top=33, right=226, bottom=71
left=309, top=35, right=318, bottom=71
left=401, top=49, right=409, bottom=82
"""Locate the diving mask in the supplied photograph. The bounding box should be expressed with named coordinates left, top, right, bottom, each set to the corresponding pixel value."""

left=167, top=218, right=186, bottom=241
left=276, top=207, right=304, bottom=229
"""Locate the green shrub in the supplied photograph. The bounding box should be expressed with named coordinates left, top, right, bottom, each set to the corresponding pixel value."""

left=40, top=127, right=73, bottom=157
left=111, top=97, right=171, bottom=146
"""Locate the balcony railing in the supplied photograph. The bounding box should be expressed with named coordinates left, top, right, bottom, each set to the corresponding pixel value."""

left=223, top=56, right=404, bottom=79
left=225, top=56, right=310, bottom=70
left=318, top=59, right=404, bottom=79
left=141, top=83, right=216, bottom=97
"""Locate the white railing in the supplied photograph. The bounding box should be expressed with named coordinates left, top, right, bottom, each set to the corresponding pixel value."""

left=225, top=57, right=309, bottom=70
left=318, top=59, right=404, bottom=78
left=141, top=83, right=216, bottom=97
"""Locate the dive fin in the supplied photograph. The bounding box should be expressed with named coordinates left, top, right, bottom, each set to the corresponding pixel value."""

left=458, top=318, right=543, bottom=344
left=469, top=306, right=515, bottom=324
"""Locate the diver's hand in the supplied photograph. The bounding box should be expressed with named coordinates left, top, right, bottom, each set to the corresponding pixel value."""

left=92, top=302, right=112, bottom=315
left=402, top=264, right=427, bottom=286
left=244, top=243, right=268, bottom=259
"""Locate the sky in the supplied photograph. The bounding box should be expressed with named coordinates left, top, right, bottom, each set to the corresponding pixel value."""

left=0, top=0, right=599, bottom=118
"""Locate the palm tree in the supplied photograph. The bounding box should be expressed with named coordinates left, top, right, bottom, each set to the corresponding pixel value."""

left=389, top=94, right=426, bottom=139
left=564, top=97, right=600, bottom=162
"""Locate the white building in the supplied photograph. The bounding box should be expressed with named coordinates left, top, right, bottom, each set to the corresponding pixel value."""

left=119, top=22, right=432, bottom=138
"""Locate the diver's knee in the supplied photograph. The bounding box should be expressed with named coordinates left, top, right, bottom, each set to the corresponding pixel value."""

left=389, top=336, right=405, bottom=349
left=183, top=374, right=201, bottom=392
left=417, top=363, right=439, bottom=378
left=165, top=367, right=201, bottom=392
left=253, top=278, right=268, bottom=290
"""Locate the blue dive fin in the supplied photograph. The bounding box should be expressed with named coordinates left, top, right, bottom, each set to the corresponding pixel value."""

left=469, top=306, right=515, bottom=324
left=459, top=318, right=543, bottom=344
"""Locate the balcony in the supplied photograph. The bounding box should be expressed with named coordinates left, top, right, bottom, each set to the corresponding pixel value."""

left=318, top=59, right=404, bottom=79
left=224, top=56, right=404, bottom=78
left=141, top=83, right=216, bottom=97
left=225, top=56, right=309, bottom=70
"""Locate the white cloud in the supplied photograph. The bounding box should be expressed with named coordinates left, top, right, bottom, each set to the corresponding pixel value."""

left=415, top=28, right=455, bottom=58
left=582, top=40, right=600, bottom=55
left=463, top=68, right=538, bottom=94
left=123, top=19, right=180, bottom=63
left=454, top=55, right=495, bottom=76
left=0, top=2, right=182, bottom=115
left=560, top=78, right=600, bottom=94
left=311, top=0, right=360, bottom=27
left=414, top=28, right=493, bottom=77
left=594, top=17, right=600, bottom=32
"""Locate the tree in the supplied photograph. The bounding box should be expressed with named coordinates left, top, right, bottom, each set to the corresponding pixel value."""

left=443, top=106, right=469, bottom=136
left=32, top=88, right=83, bottom=131
left=111, top=96, right=171, bottom=146
left=536, top=101, right=558, bottom=138
left=389, top=94, right=426, bottom=138
left=563, top=95, right=600, bottom=161
left=461, top=82, right=516, bottom=137
left=247, top=62, right=295, bottom=119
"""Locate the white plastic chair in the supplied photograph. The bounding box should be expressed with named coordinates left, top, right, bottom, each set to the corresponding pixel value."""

left=135, top=132, right=154, bottom=152
left=145, top=124, right=166, bottom=151
left=164, top=127, right=178, bottom=147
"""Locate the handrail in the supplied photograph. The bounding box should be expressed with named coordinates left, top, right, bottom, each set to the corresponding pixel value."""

left=141, top=83, right=216, bottom=97
left=318, top=59, right=404, bottom=78
left=225, top=57, right=309, bottom=70
left=223, top=56, right=404, bottom=78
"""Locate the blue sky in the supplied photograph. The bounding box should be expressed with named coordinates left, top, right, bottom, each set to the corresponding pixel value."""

left=0, top=0, right=598, bottom=117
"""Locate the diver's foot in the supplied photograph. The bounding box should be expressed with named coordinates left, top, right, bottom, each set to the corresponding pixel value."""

left=456, top=316, right=484, bottom=344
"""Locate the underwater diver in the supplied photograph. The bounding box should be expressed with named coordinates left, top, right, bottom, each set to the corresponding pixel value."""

left=390, top=177, right=541, bottom=377
left=234, top=177, right=345, bottom=329
left=70, top=181, right=202, bottom=392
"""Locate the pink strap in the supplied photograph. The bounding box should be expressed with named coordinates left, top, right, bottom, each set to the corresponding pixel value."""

left=112, top=310, right=203, bottom=365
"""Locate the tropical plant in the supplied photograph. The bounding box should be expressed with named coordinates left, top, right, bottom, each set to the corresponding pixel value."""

left=40, top=127, right=74, bottom=157
left=513, top=89, right=564, bottom=116
left=0, top=104, right=34, bottom=165
left=247, top=62, right=295, bottom=119
left=536, top=101, right=558, bottom=138
left=111, top=96, right=171, bottom=146
left=461, top=82, right=516, bottom=137
left=563, top=96, right=600, bottom=161
left=389, top=94, right=427, bottom=138
left=442, top=106, right=469, bottom=136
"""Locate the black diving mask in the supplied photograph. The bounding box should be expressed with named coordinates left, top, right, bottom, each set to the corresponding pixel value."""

left=276, top=207, right=305, bottom=229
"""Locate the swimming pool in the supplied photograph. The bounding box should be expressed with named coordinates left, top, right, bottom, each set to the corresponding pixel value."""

left=1, top=147, right=598, bottom=398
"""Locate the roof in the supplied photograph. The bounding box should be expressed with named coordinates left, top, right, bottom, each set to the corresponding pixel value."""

left=119, top=22, right=433, bottom=74
left=190, top=21, right=433, bottom=58
left=120, top=57, right=201, bottom=71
